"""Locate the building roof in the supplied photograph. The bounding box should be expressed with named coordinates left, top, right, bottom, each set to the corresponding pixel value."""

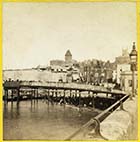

left=51, top=65, right=66, bottom=70
left=65, top=50, right=72, bottom=56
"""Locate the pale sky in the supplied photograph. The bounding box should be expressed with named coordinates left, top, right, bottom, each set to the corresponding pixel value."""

left=3, top=2, right=136, bottom=69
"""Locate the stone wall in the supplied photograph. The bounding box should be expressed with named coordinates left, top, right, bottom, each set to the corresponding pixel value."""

left=100, top=96, right=138, bottom=140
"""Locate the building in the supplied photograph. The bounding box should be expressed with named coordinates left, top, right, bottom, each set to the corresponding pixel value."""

left=115, top=48, right=130, bottom=64
left=50, top=65, right=67, bottom=73
left=47, top=50, right=80, bottom=83
left=79, top=59, right=114, bottom=84
left=115, top=48, right=131, bottom=84
left=120, top=71, right=137, bottom=95
left=50, top=50, right=77, bottom=67
left=116, top=64, right=130, bottom=84
left=65, top=50, right=72, bottom=62
left=50, top=60, right=65, bottom=66
left=49, top=50, right=80, bottom=83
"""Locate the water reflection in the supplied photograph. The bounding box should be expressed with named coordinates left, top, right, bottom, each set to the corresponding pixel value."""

left=3, top=100, right=100, bottom=140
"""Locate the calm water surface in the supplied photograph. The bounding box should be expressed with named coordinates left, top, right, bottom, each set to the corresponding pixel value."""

left=3, top=100, right=100, bottom=140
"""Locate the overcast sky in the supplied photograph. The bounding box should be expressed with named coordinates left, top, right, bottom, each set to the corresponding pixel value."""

left=3, top=2, right=136, bottom=69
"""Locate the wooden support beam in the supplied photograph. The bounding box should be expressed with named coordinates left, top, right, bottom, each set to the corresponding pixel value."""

left=64, top=90, right=66, bottom=104
left=31, top=89, right=33, bottom=104
left=36, top=89, right=38, bottom=102
left=55, top=89, right=58, bottom=104
left=4, top=89, right=8, bottom=105
left=47, top=89, right=50, bottom=105
left=70, top=90, right=72, bottom=98
left=55, top=89, right=58, bottom=97
left=17, top=88, right=20, bottom=106
left=106, top=93, right=108, bottom=98
left=79, top=91, right=81, bottom=108
left=11, top=89, right=14, bottom=104
left=33, top=89, right=36, bottom=104
left=52, top=90, right=54, bottom=97
left=75, top=90, right=77, bottom=97
left=92, top=92, right=95, bottom=108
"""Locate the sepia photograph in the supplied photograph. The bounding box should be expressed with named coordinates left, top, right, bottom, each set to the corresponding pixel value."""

left=2, top=2, right=138, bottom=140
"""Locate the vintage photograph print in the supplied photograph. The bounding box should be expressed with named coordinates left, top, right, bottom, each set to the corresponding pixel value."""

left=2, top=2, right=138, bottom=140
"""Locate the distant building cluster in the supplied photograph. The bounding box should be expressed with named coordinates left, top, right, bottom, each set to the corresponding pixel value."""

left=47, top=50, right=80, bottom=82
left=50, top=50, right=78, bottom=68
left=35, top=48, right=135, bottom=88
left=3, top=47, right=137, bottom=95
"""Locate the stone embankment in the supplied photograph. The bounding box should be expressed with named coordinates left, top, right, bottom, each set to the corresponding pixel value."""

left=99, top=96, right=138, bottom=140
left=65, top=96, right=137, bottom=141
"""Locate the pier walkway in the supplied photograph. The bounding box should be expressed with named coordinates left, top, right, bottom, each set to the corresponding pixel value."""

left=3, top=80, right=126, bottom=96
left=3, top=80, right=127, bottom=109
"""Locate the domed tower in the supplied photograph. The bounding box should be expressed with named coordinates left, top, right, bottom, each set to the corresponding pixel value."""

left=65, top=50, right=72, bottom=62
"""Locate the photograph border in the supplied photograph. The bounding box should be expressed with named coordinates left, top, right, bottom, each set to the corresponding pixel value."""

left=0, top=0, right=140, bottom=141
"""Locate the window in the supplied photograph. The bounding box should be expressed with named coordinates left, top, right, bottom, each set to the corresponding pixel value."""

left=128, top=80, right=132, bottom=87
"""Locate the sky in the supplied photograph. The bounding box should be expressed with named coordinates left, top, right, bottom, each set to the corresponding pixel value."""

left=3, top=2, right=136, bottom=69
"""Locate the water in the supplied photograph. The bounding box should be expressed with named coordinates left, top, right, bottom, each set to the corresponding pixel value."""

left=3, top=100, right=100, bottom=140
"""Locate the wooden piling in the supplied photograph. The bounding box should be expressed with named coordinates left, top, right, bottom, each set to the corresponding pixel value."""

left=55, top=89, right=58, bottom=104
left=4, top=89, right=8, bottom=105
left=69, top=90, right=72, bottom=104
left=75, top=90, right=77, bottom=97
left=34, top=89, right=36, bottom=104
left=92, top=92, right=95, bottom=108
left=36, top=89, right=38, bottom=102
left=31, top=89, right=33, bottom=104
left=52, top=90, right=54, bottom=97
left=106, top=93, right=108, bottom=98
left=79, top=91, right=81, bottom=108
left=17, top=88, right=20, bottom=106
left=64, top=90, right=66, bottom=104
left=11, top=89, right=14, bottom=104
left=47, top=89, right=50, bottom=105
left=70, top=90, right=72, bottom=97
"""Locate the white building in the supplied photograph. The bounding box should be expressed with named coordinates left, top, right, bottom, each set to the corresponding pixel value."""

left=115, top=48, right=131, bottom=84
left=120, top=71, right=137, bottom=95
left=116, top=64, right=130, bottom=84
